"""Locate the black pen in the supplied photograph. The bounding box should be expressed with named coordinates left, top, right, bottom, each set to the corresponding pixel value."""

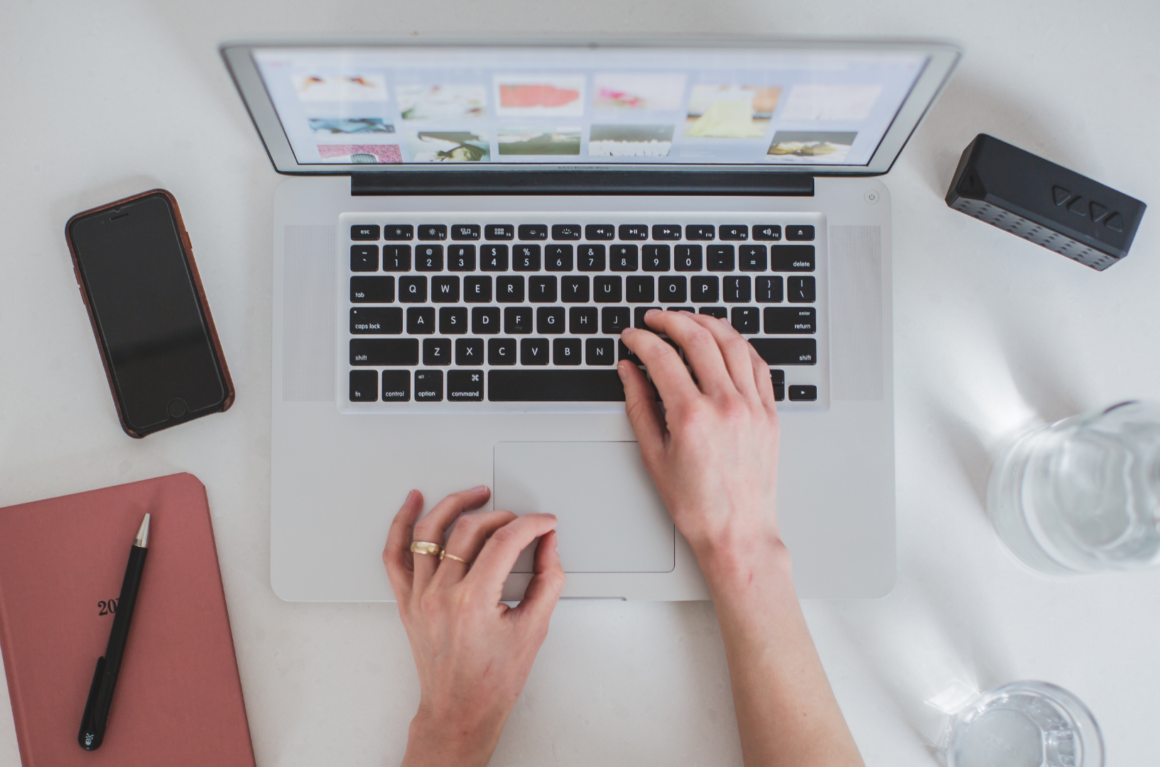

left=78, top=513, right=150, bottom=750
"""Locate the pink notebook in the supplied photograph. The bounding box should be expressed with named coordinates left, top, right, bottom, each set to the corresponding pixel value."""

left=0, top=473, right=256, bottom=767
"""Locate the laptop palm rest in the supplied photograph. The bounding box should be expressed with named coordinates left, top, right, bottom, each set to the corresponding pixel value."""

left=493, top=442, right=675, bottom=574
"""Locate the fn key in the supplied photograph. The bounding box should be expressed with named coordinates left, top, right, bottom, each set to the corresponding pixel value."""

left=350, top=370, right=377, bottom=401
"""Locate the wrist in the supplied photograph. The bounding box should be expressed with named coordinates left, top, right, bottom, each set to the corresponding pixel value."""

left=692, top=529, right=793, bottom=593
left=403, top=708, right=503, bottom=767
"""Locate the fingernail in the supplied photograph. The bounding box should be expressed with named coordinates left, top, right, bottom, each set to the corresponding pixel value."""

left=472, top=485, right=488, bottom=493
left=621, top=326, right=635, bottom=336
left=680, top=310, right=695, bottom=315
left=645, top=308, right=661, bottom=317
left=617, top=361, right=627, bottom=379
left=719, top=316, right=730, bottom=325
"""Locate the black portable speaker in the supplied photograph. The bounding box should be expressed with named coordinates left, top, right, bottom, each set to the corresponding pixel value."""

left=946, top=134, right=1146, bottom=271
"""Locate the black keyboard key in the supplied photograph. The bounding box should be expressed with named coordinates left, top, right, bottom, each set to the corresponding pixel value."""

left=431, top=276, right=459, bottom=303
left=691, top=276, right=719, bottom=303
left=675, top=245, right=703, bottom=272
left=351, top=276, right=393, bottom=303
left=720, top=225, right=749, bottom=241
left=633, top=307, right=661, bottom=329
left=602, top=306, right=630, bottom=334
left=488, top=338, right=517, bottom=365
left=571, top=306, right=598, bottom=334
left=754, top=225, right=782, bottom=241
left=472, top=307, right=500, bottom=334
left=518, top=224, right=548, bottom=240
left=786, top=225, right=814, bottom=241
left=423, top=338, right=451, bottom=365
left=659, top=276, right=687, bottom=303
left=488, top=370, right=625, bottom=402
left=382, top=370, right=411, bottom=401
left=480, top=244, right=509, bottom=271
left=513, top=244, right=541, bottom=271
left=627, top=276, right=655, bottom=303
left=545, top=244, right=573, bottom=271
left=451, top=225, right=481, bottom=241
left=739, top=245, right=768, bottom=272
left=350, top=307, right=402, bottom=334
left=521, top=338, right=549, bottom=365
left=617, top=340, right=640, bottom=364
left=749, top=338, right=817, bottom=365
left=350, top=338, right=419, bottom=366
left=765, top=307, right=816, bottom=334
left=383, top=225, right=414, bottom=241
left=414, top=370, right=443, bottom=401
left=418, top=224, right=448, bottom=241
left=731, top=307, right=760, bottom=334
left=463, top=276, right=492, bottom=303
left=578, top=244, right=606, bottom=271
left=642, top=245, right=671, bottom=272
left=586, top=338, right=616, bottom=365
left=789, top=385, right=817, bottom=401
left=773, top=383, right=785, bottom=401
left=618, top=224, right=648, bottom=241
left=769, top=369, right=786, bottom=384
left=771, top=245, right=815, bottom=272
left=724, top=276, right=751, bottom=303
left=707, top=245, right=735, bottom=271
left=529, top=276, right=557, bottom=303
left=496, top=276, right=525, bottom=303
left=594, top=276, right=622, bottom=303
left=447, top=370, right=484, bottom=401
left=562, top=276, right=589, bottom=303
left=505, top=306, right=533, bottom=334
left=686, top=225, right=715, bottom=241
left=652, top=224, right=682, bottom=241
left=440, top=307, right=467, bottom=335
left=349, top=370, right=377, bottom=401
left=537, top=307, right=565, bottom=334
left=699, top=307, right=728, bottom=319
left=666, top=306, right=695, bottom=313
left=585, top=224, right=615, bottom=240
left=382, top=245, right=411, bottom=272
left=610, top=245, right=638, bottom=271
left=788, top=276, right=816, bottom=303
left=407, top=307, right=435, bottom=334
left=455, top=338, right=483, bottom=365
left=554, top=338, right=582, bottom=365
left=485, top=224, right=514, bottom=240
left=756, top=276, right=783, bottom=303
left=551, top=224, right=582, bottom=240
left=350, top=245, right=378, bottom=272
left=399, top=276, right=426, bottom=303
left=351, top=225, right=380, bottom=241
left=448, top=245, right=476, bottom=271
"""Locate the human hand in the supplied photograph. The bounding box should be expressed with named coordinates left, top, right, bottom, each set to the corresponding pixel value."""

left=618, top=310, right=782, bottom=566
left=383, top=487, right=565, bottom=767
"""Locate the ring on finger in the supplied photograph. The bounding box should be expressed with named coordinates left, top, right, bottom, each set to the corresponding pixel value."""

left=440, top=550, right=470, bottom=565
left=410, top=541, right=444, bottom=557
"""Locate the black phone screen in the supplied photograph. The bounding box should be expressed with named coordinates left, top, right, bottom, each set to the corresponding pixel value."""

left=69, top=194, right=225, bottom=433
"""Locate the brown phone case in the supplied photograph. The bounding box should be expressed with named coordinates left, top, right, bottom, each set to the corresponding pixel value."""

left=65, top=189, right=235, bottom=438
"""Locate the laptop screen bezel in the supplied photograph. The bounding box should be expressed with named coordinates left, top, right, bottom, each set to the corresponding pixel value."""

left=221, top=37, right=961, bottom=177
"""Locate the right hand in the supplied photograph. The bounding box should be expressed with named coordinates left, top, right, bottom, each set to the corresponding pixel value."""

left=618, top=310, right=782, bottom=562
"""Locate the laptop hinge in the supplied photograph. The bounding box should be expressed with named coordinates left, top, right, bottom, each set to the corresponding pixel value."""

left=350, top=170, right=814, bottom=197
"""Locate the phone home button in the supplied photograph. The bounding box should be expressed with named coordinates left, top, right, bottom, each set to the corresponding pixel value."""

left=167, top=398, right=188, bottom=419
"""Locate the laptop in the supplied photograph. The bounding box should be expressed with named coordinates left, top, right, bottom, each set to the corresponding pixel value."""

left=221, top=39, right=960, bottom=601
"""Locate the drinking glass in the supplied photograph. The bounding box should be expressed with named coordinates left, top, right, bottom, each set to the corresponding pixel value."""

left=987, top=400, right=1160, bottom=573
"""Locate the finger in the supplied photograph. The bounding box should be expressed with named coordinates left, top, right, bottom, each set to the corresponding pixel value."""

left=509, top=530, right=565, bottom=629
left=687, top=313, right=759, bottom=400
left=465, top=513, right=559, bottom=601
left=620, top=323, right=699, bottom=409
left=410, top=486, right=491, bottom=592
left=383, top=489, right=424, bottom=607
left=618, top=360, right=666, bottom=462
left=432, top=509, right=518, bottom=587
left=642, top=309, right=732, bottom=397
left=748, top=343, right=777, bottom=411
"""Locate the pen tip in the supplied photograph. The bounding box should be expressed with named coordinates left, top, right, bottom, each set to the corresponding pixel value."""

left=135, top=514, right=150, bottom=548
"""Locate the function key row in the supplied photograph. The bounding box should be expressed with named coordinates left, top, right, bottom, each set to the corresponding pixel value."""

left=351, top=224, right=815, bottom=243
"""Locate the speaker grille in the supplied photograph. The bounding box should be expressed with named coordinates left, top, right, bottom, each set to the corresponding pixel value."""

left=282, top=225, right=335, bottom=402
left=829, top=225, right=884, bottom=401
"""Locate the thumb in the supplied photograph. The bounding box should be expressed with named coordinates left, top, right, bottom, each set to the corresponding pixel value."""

left=618, top=360, right=665, bottom=462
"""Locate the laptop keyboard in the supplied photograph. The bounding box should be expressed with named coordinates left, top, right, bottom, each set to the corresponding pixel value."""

left=339, top=213, right=828, bottom=412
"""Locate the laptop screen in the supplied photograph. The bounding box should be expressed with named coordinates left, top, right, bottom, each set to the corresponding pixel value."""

left=249, top=46, right=930, bottom=169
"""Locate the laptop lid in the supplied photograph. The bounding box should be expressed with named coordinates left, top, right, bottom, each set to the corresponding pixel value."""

left=222, top=39, right=959, bottom=191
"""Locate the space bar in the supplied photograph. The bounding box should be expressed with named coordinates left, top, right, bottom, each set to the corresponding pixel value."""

left=488, top=370, right=626, bottom=402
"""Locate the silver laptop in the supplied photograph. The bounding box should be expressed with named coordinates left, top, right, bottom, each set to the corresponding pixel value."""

left=221, top=39, right=959, bottom=601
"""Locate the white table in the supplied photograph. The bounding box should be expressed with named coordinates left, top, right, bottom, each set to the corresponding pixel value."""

left=3, top=2, right=1159, bottom=764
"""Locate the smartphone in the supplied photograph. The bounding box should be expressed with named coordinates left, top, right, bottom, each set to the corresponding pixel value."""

left=65, top=190, right=234, bottom=438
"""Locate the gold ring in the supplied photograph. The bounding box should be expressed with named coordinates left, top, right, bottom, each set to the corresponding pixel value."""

left=410, top=541, right=443, bottom=557
left=440, top=551, right=470, bottom=565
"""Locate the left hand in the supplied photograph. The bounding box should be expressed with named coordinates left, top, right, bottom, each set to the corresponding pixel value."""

left=383, top=486, right=565, bottom=767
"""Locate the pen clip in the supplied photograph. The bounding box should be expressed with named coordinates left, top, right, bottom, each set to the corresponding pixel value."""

left=77, top=656, right=106, bottom=750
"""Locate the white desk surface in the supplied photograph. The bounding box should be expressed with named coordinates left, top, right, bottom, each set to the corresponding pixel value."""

left=2, top=2, right=1159, bottom=765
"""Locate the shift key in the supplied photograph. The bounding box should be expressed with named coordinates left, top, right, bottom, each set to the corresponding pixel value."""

left=749, top=338, right=816, bottom=365
left=350, top=338, right=419, bottom=366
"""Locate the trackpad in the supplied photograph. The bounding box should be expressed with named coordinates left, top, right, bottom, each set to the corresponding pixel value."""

left=494, top=442, right=675, bottom=574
